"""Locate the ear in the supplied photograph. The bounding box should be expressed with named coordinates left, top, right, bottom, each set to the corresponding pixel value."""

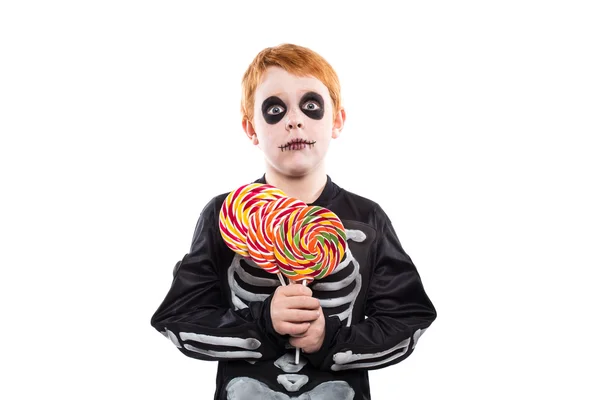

left=242, top=118, right=259, bottom=145
left=332, top=107, right=346, bottom=139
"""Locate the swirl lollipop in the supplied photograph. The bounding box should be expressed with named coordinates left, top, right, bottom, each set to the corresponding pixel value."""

left=274, top=205, right=347, bottom=363
left=219, top=183, right=286, bottom=258
left=247, top=196, right=307, bottom=285
left=274, top=206, right=346, bottom=283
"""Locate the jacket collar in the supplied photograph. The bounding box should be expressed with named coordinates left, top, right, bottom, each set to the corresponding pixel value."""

left=253, top=174, right=336, bottom=207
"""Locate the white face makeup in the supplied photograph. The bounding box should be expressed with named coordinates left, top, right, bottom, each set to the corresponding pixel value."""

left=250, top=66, right=340, bottom=178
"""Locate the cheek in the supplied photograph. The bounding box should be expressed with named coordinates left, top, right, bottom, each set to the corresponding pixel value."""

left=256, top=124, right=280, bottom=144
left=308, top=116, right=333, bottom=136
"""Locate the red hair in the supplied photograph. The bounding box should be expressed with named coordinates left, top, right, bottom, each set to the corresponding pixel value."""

left=241, top=43, right=342, bottom=124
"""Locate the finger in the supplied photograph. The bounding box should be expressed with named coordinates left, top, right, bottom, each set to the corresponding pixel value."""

left=284, top=296, right=321, bottom=310
left=278, top=322, right=310, bottom=336
left=289, top=336, right=311, bottom=349
left=280, top=284, right=312, bottom=297
left=280, top=308, right=320, bottom=323
left=289, top=331, right=306, bottom=338
left=289, top=336, right=301, bottom=348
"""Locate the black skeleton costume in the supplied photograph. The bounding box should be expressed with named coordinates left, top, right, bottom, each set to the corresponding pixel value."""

left=150, top=174, right=437, bottom=400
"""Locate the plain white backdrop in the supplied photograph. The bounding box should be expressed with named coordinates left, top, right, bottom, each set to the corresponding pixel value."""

left=1, top=1, right=599, bottom=399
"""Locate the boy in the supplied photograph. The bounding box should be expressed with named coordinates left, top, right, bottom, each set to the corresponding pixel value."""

left=150, top=43, right=437, bottom=400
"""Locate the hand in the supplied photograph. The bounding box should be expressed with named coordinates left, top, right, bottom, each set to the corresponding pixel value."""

left=270, top=284, right=321, bottom=336
left=289, top=306, right=325, bottom=354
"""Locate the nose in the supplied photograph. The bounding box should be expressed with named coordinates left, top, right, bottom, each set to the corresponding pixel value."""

left=285, top=109, right=304, bottom=130
left=286, top=121, right=303, bottom=130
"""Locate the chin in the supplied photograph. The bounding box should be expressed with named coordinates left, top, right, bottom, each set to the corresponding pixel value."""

left=283, top=167, right=311, bottom=177
left=267, top=154, right=322, bottom=177
left=277, top=163, right=315, bottom=178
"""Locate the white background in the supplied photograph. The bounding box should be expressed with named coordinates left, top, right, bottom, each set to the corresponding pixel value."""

left=1, top=1, right=599, bottom=399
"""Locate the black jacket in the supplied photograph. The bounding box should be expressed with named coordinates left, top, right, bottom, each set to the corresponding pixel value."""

left=150, top=174, right=437, bottom=399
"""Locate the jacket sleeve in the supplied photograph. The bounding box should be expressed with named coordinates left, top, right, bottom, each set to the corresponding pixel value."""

left=304, top=204, right=437, bottom=371
left=150, top=196, right=288, bottom=362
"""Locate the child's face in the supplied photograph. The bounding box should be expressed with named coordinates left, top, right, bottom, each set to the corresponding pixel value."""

left=247, top=66, right=342, bottom=178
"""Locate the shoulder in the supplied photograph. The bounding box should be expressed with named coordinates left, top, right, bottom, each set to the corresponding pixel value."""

left=333, top=185, right=389, bottom=229
left=196, top=191, right=230, bottom=218
left=340, top=187, right=380, bottom=209
left=190, top=191, right=231, bottom=239
left=189, top=191, right=231, bottom=255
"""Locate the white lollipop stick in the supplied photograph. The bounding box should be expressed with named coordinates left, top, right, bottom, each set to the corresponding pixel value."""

left=295, top=279, right=308, bottom=364
left=277, top=272, right=287, bottom=287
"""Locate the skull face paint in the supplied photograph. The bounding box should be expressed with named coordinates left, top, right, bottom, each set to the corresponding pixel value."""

left=261, top=96, right=287, bottom=125
left=299, top=92, right=324, bottom=120
left=261, top=92, right=325, bottom=125
left=278, top=139, right=316, bottom=152
left=251, top=66, right=342, bottom=177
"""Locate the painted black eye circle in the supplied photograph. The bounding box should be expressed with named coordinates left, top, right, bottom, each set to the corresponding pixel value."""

left=267, top=105, right=285, bottom=115
left=302, top=101, right=321, bottom=111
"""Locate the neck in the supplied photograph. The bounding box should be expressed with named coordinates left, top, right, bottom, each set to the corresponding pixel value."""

left=264, top=166, right=328, bottom=204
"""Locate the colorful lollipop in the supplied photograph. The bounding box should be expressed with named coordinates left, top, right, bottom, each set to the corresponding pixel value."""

left=274, top=205, right=347, bottom=283
left=219, top=183, right=286, bottom=258
left=247, top=196, right=307, bottom=285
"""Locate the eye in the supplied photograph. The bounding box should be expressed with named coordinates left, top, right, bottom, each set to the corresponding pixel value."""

left=267, top=105, right=285, bottom=115
left=302, top=101, right=321, bottom=111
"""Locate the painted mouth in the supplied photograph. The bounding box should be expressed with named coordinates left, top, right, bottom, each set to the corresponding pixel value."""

left=278, top=138, right=316, bottom=152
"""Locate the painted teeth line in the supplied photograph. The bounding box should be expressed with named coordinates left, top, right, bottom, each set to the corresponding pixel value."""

left=279, top=141, right=316, bottom=151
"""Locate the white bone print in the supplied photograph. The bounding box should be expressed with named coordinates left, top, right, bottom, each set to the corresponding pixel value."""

left=226, top=377, right=355, bottom=399
left=162, top=328, right=263, bottom=359
left=331, top=338, right=410, bottom=371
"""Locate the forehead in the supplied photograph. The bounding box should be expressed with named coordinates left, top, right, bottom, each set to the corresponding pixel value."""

left=255, top=66, right=329, bottom=100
